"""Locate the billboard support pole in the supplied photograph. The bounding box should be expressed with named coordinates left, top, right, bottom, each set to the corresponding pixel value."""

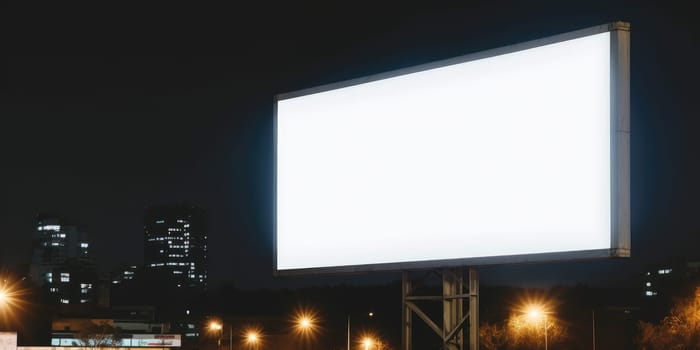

left=402, top=271, right=413, bottom=350
left=469, top=267, right=479, bottom=350
left=402, top=268, right=478, bottom=350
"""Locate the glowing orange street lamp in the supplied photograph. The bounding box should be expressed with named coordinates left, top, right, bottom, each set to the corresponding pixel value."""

left=362, top=337, right=374, bottom=350
left=244, top=330, right=261, bottom=348
left=209, top=321, right=231, bottom=350
left=294, top=312, right=317, bottom=335
left=0, top=279, right=22, bottom=322
left=293, top=311, right=318, bottom=350
left=524, top=304, right=549, bottom=350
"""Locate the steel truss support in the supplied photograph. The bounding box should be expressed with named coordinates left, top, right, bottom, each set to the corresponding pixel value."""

left=402, top=268, right=479, bottom=350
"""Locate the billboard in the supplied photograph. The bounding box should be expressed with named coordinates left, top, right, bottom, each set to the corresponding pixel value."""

left=274, top=22, right=630, bottom=274
left=50, top=334, right=181, bottom=348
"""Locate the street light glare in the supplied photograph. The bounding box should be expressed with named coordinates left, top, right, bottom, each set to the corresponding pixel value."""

left=209, top=321, right=223, bottom=331
left=294, top=311, right=317, bottom=332
left=245, top=331, right=260, bottom=343
left=293, top=309, right=319, bottom=341
left=0, top=278, right=27, bottom=324
left=526, top=305, right=545, bottom=321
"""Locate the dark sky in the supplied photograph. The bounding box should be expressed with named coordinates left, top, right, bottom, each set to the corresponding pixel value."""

left=3, top=1, right=699, bottom=289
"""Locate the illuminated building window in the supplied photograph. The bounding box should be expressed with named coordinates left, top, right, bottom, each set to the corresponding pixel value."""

left=646, top=282, right=651, bottom=287
left=46, top=272, right=53, bottom=283
left=658, top=268, right=672, bottom=275
left=60, top=298, right=69, bottom=304
left=60, top=272, right=70, bottom=282
left=80, top=243, right=89, bottom=248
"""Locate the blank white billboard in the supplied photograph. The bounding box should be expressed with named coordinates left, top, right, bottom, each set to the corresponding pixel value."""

left=275, top=23, right=630, bottom=274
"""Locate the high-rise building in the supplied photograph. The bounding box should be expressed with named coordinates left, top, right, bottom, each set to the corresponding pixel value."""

left=31, top=216, right=90, bottom=267
left=144, top=205, right=207, bottom=290
left=29, top=214, right=97, bottom=305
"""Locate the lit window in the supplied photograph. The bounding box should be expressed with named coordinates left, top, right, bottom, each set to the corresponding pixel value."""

left=46, top=273, right=53, bottom=283
left=50, top=287, right=58, bottom=292
left=156, top=220, right=165, bottom=224
left=646, top=282, right=651, bottom=287
left=60, top=298, right=70, bottom=304
left=80, top=243, right=89, bottom=248
left=80, top=299, right=88, bottom=304
left=645, top=291, right=657, bottom=296
left=60, top=273, right=70, bottom=282
left=658, top=268, right=672, bottom=275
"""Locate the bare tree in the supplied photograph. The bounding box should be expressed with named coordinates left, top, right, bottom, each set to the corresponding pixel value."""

left=76, top=320, right=123, bottom=349
left=637, top=287, right=700, bottom=350
left=480, top=322, right=507, bottom=350
left=506, top=313, right=566, bottom=350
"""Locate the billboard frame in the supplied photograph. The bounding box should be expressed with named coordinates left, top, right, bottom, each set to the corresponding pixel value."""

left=273, top=21, right=630, bottom=276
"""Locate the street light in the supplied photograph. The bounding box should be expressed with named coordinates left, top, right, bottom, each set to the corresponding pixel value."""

left=294, top=312, right=316, bottom=336
left=362, top=337, right=373, bottom=350
left=244, top=330, right=261, bottom=349
left=0, top=289, right=7, bottom=307
left=209, top=321, right=232, bottom=350
left=0, top=278, right=23, bottom=323
left=293, top=311, right=318, bottom=350
left=524, top=305, right=548, bottom=350
left=348, top=312, right=375, bottom=350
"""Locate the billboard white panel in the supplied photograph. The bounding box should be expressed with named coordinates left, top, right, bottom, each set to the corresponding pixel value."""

left=275, top=23, right=630, bottom=273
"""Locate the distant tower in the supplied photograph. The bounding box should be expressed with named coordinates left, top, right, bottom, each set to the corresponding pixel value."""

left=144, top=205, right=207, bottom=290
left=29, top=214, right=96, bottom=304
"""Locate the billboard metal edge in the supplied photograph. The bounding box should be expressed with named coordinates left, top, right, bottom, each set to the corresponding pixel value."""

left=610, top=21, right=631, bottom=257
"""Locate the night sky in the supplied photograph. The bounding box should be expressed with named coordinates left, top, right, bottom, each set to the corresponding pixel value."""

left=3, top=1, right=699, bottom=289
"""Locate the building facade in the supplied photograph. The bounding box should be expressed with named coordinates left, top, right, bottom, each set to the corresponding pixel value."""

left=29, top=215, right=97, bottom=305
left=143, top=205, right=207, bottom=290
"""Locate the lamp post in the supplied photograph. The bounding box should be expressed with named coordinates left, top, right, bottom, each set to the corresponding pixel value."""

left=525, top=305, right=549, bottom=350
left=591, top=310, right=595, bottom=350
left=294, top=312, right=316, bottom=350
left=348, top=312, right=374, bottom=350
left=209, top=321, right=232, bottom=350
